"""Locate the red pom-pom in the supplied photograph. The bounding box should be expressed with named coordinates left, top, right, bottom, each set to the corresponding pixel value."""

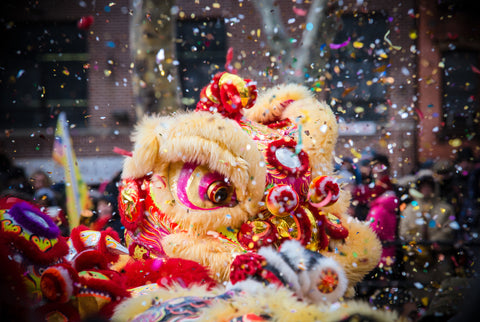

left=308, top=175, right=340, bottom=208
left=266, top=138, right=309, bottom=177
left=40, top=264, right=78, bottom=303
left=265, top=184, right=299, bottom=217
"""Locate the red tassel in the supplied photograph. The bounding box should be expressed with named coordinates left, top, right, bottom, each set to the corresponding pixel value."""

left=113, top=146, right=133, bottom=157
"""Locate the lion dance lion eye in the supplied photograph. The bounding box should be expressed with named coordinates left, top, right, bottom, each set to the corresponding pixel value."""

left=207, top=181, right=232, bottom=204
left=168, top=162, right=237, bottom=210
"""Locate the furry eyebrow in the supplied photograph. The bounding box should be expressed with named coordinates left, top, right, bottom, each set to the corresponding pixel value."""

left=160, top=136, right=251, bottom=200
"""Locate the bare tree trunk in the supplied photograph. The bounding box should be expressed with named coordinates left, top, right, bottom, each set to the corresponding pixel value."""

left=130, top=0, right=180, bottom=119
left=252, top=0, right=292, bottom=79
left=254, top=0, right=338, bottom=85
left=292, top=0, right=328, bottom=83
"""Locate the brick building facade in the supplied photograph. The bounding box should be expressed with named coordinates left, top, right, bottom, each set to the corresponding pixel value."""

left=1, top=0, right=477, bottom=185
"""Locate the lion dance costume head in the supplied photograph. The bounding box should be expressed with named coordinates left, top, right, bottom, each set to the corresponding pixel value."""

left=118, top=72, right=381, bottom=292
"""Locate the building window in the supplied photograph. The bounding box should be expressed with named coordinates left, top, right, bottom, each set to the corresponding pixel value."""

left=0, top=22, right=88, bottom=129
left=328, top=13, right=389, bottom=122
left=176, top=18, right=227, bottom=110
left=441, top=50, right=480, bottom=138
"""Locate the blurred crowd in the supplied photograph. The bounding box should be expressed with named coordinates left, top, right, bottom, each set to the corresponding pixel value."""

left=0, top=153, right=124, bottom=240
left=337, top=146, right=480, bottom=321
left=1, top=147, right=480, bottom=321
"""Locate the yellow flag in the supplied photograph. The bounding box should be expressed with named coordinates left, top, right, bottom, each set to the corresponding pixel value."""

left=53, top=112, right=90, bottom=231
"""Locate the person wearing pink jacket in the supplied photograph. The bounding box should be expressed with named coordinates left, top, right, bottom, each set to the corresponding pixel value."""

left=366, top=191, right=398, bottom=270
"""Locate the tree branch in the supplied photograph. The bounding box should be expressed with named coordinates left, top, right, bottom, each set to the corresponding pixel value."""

left=291, top=0, right=328, bottom=83
left=252, top=0, right=291, bottom=72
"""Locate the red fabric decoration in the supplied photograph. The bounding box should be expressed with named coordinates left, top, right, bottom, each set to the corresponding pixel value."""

left=0, top=231, right=68, bottom=265
left=119, top=178, right=146, bottom=231
left=123, top=257, right=216, bottom=290
left=323, top=213, right=349, bottom=240
left=73, top=249, right=109, bottom=272
left=230, top=253, right=265, bottom=284
left=0, top=243, right=32, bottom=320
left=70, top=225, right=90, bottom=253
left=225, top=47, right=237, bottom=74
left=78, top=271, right=130, bottom=299
left=237, top=219, right=278, bottom=251
left=230, top=252, right=284, bottom=287
left=308, top=175, right=340, bottom=208
left=90, top=214, right=112, bottom=231
left=36, top=302, right=80, bottom=322
left=98, top=227, right=121, bottom=263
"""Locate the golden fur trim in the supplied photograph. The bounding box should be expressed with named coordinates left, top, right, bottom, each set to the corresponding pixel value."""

left=282, top=98, right=338, bottom=177
left=204, top=286, right=399, bottom=321
left=161, top=233, right=241, bottom=282
left=113, top=283, right=399, bottom=322
left=111, top=284, right=225, bottom=321
left=244, top=84, right=313, bottom=124
left=325, top=217, right=382, bottom=288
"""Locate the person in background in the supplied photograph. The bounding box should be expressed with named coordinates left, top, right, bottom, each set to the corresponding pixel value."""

left=351, top=158, right=373, bottom=221
left=30, top=169, right=58, bottom=206
left=337, top=158, right=359, bottom=217
left=90, top=196, right=115, bottom=231
left=399, top=169, right=456, bottom=304
left=352, top=154, right=394, bottom=221
left=365, top=189, right=398, bottom=276
left=369, top=154, right=394, bottom=200
left=0, top=153, right=33, bottom=199
left=451, top=148, right=480, bottom=242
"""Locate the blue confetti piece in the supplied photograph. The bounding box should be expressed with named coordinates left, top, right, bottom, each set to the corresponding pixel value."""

left=106, top=41, right=116, bottom=48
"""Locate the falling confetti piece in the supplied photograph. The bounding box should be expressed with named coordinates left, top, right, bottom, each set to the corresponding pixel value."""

left=77, top=15, right=94, bottom=30
left=353, top=41, right=364, bottom=48
left=329, top=37, right=351, bottom=49
left=156, top=49, right=165, bottom=64
left=354, top=106, right=364, bottom=114
left=292, top=6, right=307, bottom=16
left=372, top=65, right=387, bottom=73
left=471, top=65, right=480, bottom=74
left=341, top=86, right=357, bottom=97
left=384, top=30, right=401, bottom=50
left=448, top=138, right=462, bottom=147
left=414, top=107, right=424, bottom=120
left=16, top=69, right=25, bottom=78
left=409, top=30, right=418, bottom=40
left=414, top=282, right=423, bottom=289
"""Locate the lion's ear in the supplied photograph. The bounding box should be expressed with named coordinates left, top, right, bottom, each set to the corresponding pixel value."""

left=123, top=115, right=168, bottom=179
